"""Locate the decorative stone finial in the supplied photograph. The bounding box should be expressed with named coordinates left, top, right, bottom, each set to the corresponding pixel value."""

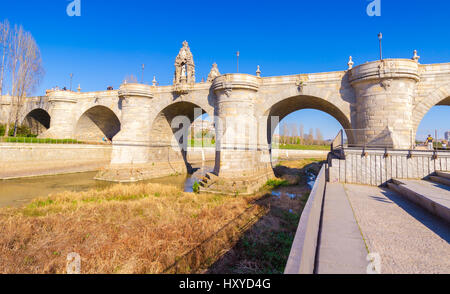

left=152, top=76, right=157, bottom=86
left=174, top=41, right=195, bottom=85
left=77, top=84, right=81, bottom=92
left=296, top=76, right=308, bottom=92
left=256, top=65, right=261, bottom=77
left=348, top=56, right=354, bottom=70
left=412, top=50, right=420, bottom=63
left=207, top=62, right=221, bottom=82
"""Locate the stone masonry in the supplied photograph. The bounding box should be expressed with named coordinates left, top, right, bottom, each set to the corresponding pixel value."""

left=1, top=42, right=449, bottom=193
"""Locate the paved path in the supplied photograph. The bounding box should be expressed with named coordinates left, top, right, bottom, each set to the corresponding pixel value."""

left=315, top=183, right=367, bottom=274
left=344, top=184, right=450, bottom=274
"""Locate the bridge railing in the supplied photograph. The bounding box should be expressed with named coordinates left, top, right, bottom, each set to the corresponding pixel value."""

left=339, top=128, right=449, bottom=151
left=331, top=129, right=344, bottom=150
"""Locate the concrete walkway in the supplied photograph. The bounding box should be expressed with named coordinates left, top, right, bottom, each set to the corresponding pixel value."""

left=344, top=184, right=450, bottom=274
left=315, top=183, right=368, bottom=274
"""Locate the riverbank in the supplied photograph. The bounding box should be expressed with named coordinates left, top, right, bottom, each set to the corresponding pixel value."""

left=0, top=158, right=324, bottom=274
left=0, top=143, right=112, bottom=179
left=0, top=183, right=265, bottom=273
left=0, top=143, right=328, bottom=180
left=207, top=158, right=325, bottom=274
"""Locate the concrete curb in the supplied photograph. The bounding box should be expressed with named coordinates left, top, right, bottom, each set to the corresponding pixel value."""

left=284, top=165, right=326, bottom=274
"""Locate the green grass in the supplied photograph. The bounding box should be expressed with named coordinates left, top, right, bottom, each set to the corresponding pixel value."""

left=239, top=207, right=301, bottom=274
left=187, top=140, right=330, bottom=151
left=265, top=179, right=289, bottom=188
left=0, top=137, right=83, bottom=144
left=273, top=144, right=330, bottom=150
left=189, top=138, right=215, bottom=147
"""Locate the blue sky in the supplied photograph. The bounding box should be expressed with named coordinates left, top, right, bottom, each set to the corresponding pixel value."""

left=1, top=0, right=449, bottom=140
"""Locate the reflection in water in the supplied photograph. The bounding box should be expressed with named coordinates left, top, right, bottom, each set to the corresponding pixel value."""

left=306, top=171, right=317, bottom=189
left=270, top=170, right=317, bottom=203
left=0, top=161, right=215, bottom=208
left=146, top=163, right=214, bottom=192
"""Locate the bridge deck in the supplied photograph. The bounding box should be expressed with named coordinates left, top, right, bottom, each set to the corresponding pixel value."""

left=315, top=183, right=367, bottom=274
left=344, top=184, right=450, bottom=274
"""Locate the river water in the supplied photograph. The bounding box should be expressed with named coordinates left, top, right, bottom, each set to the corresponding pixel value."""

left=0, top=162, right=214, bottom=208
left=0, top=161, right=318, bottom=209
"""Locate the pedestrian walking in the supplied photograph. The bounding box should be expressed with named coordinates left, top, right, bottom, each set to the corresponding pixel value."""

left=426, top=134, right=434, bottom=150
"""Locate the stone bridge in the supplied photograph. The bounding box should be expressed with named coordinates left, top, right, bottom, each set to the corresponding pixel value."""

left=2, top=42, right=449, bottom=193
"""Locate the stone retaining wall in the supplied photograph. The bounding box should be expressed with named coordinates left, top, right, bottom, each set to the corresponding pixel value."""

left=0, top=143, right=113, bottom=179
left=186, top=147, right=328, bottom=162
left=0, top=143, right=112, bottom=163
left=0, top=143, right=327, bottom=180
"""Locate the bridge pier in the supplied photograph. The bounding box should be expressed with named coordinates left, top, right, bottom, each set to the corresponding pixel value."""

left=200, top=74, right=274, bottom=194
left=95, top=83, right=188, bottom=182
left=39, top=91, right=77, bottom=139
left=96, top=84, right=159, bottom=182
left=350, top=59, right=420, bottom=149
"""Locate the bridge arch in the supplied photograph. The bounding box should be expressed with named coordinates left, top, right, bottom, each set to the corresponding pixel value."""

left=262, top=93, right=354, bottom=147
left=149, top=101, right=214, bottom=172
left=74, top=105, right=121, bottom=142
left=412, top=83, right=450, bottom=137
left=22, top=108, right=51, bottom=136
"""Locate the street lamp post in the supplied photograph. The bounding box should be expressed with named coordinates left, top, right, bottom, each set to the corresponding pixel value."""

left=70, top=73, right=73, bottom=91
left=141, top=64, right=145, bottom=84
left=236, top=51, right=240, bottom=73
left=378, top=32, right=383, bottom=60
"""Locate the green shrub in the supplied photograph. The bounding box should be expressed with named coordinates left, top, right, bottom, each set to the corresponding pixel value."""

left=0, top=124, right=35, bottom=137
left=265, top=179, right=289, bottom=188
left=192, top=181, right=200, bottom=193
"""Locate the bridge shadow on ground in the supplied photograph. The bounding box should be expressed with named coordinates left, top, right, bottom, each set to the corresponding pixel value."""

left=205, top=192, right=307, bottom=274
left=380, top=188, right=450, bottom=243
left=426, top=180, right=450, bottom=192
left=205, top=161, right=323, bottom=274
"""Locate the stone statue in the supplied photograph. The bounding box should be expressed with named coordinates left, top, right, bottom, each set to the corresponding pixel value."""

left=207, top=63, right=220, bottom=82
left=174, top=41, right=195, bottom=85
left=181, top=64, right=186, bottom=78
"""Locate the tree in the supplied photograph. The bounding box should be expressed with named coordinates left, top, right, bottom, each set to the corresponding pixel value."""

left=0, top=20, right=10, bottom=135
left=8, top=24, right=44, bottom=137
left=299, top=123, right=304, bottom=145
left=289, top=122, right=298, bottom=144
left=316, top=128, right=324, bottom=145
left=307, top=128, right=314, bottom=145
left=0, top=20, right=10, bottom=98
left=282, top=123, right=289, bottom=145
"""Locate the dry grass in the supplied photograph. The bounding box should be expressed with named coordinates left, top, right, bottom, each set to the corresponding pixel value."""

left=0, top=183, right=263, bottom=274
left=277, top=158, right=325, bottom=169
left=208, top=158, right=323, bottom=274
